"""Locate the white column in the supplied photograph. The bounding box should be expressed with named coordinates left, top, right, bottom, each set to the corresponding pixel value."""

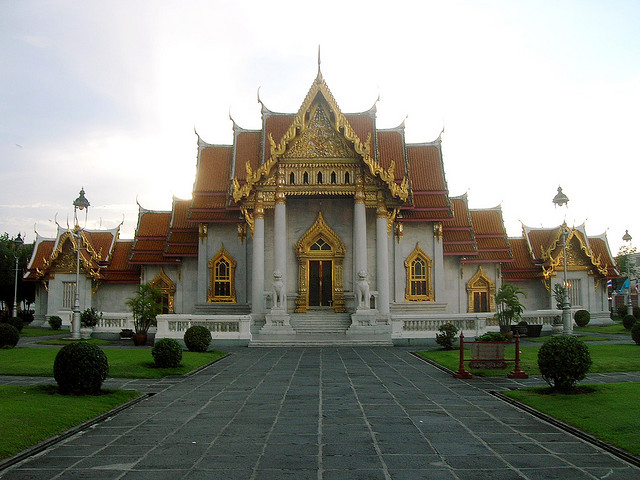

left=273, top=199, right=287, bottom=311
left=354, top=190, right=367, bottom=276
left=197, top=224, right=208, bottom=303
left=433, top=222, right=444, bottom=301
left=251, top=205, right=265, bottom=314
left=376, top=204, right=390, bottom=315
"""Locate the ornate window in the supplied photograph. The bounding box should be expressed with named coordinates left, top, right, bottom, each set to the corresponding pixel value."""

left=404, top=243, right=434, bottom=301
left=330, top=171, right=337, bottom=184
left=150, top=269, right=176, bottom=314
left=289, top=172, right=295, bottom=184
left=303, top=172, right=309, bottom=184
left=317, top=171, right=323, bottom=184
left=466, top=266, right=495, bottom=313
left=208, top=244, right=237, bottom=303
left=344, top=171, right=350, bottom=184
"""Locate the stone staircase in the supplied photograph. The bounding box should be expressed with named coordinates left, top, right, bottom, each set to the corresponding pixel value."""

left=290, top=312, right=351, bottom=334
left=249, top=311, right=393, bottom=347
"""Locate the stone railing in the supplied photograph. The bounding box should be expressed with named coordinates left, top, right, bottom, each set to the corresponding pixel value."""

left=392, top=310, right=563, bottom=339
left=95, top=312, right=134, bottom=332
left=156, top=314, right=252, bottom=344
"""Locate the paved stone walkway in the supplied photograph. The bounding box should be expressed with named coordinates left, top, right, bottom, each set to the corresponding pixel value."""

left=1, top=347, right=640, bottom=479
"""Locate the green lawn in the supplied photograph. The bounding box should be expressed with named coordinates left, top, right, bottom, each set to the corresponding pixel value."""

left=0, top=347, right=227, bottom=378
left=505, top=383, right=640, bottom=455
left=0, top=385, right=140, bottom=459
left=20, top=327, right=68, bottom=337
left=574, top=322, right=629, bottom=335
left=418, top=343, right=640, bottom=377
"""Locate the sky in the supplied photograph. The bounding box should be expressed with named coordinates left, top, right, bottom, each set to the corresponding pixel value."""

left=1, top=0, right=639, bottom=255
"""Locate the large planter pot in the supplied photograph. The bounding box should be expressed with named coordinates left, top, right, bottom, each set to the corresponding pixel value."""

left=470, top=342, right=507, bottom=370
left=79, top=327, right=93, bottom=339
left=510, top=325, right=528, bottom=336
left=526, top=324, right=543, bottom=337
left=132, top=333, right=148, bottom=346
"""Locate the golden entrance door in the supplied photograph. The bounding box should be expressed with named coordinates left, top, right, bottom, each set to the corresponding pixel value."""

left=308, top=260, right=333, bottom=307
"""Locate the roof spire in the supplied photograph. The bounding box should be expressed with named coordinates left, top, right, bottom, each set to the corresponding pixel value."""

left=318, top=45, right=321, bottom=73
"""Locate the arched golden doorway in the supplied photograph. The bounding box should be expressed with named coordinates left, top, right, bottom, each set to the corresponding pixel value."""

left=466, top=266, right=495, bottom=313
left=295, top=212, right=346, bottom=313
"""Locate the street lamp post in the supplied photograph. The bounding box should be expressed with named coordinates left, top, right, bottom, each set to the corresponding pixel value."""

left=71, top=188, right=90, bottom=339
left=623, top=230, right=633, bottom=316
left=12, top=234, right=23, bottom=318
left=552, top=186, right=573, bottom=335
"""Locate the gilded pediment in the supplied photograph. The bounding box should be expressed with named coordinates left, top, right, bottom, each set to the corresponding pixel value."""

left=283, top=104, right=357, bottom=160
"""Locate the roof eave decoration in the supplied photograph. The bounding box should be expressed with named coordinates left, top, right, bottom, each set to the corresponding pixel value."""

left=232, top=71, right=409, bottom=204
left=540, top=225, right=609, bottom=278
left=39, top=228, right=103, bottom=281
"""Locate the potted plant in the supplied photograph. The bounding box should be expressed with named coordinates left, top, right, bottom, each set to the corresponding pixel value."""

left=126, top=283, right=163, bottom=346
left=80, top=307, right=101, bottom=339
left=495, top=282, right=525, bottom=337
left=470, top=332, right=509, bottom=369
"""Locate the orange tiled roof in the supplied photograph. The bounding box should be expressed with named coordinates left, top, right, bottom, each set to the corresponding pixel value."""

left=376, top=130, right=406, bottom=181
left=466, top=209, right=513, bottom=263
left=502, top=237, right=540, bottom=281
left=234, top=130, right=261, bottom=183
left=443, top=195, right=477, bottom=256
left=130, top=210, right=178, bottom=265
left=101, top=241, right=141, bottom=283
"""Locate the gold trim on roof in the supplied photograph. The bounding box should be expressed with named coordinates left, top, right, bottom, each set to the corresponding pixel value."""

left=540, top=225, right=608, bottom=279
left=232, top=72, right=409, bottom=204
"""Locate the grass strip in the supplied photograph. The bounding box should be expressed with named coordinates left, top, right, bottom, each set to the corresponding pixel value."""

left=504, top=383, right=640, bottom=456
left=0, top=385, right=140, bottom=459
left=418, top=343, right=640, bottom=377
left=20, top=328, right=68, bottom=337
left=0, top=348, right=227, bottom=378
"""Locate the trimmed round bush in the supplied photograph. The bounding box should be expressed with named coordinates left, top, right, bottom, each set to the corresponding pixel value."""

left=435, top=322, right=458, bottom=350
left=152, top=338, right=183, bottom=368
left=632, top=323, right=640, bottom=345
left=537, top=336, right=592, bottom=391
left=634, top=306, right=640, bottom=319
left=0, top=323, right=20, bottom=348
left=53, top=342, right=109, bottom=395
left=617, top=304, right=628, bottom=319
left=623, top=314, right=637, bottom=330
left=574, top=310, right=590, bottom=327
left=49, top=316, right=62, bottom=330
left=184, top=325, right=212, bottom=352
left=5, top=316, right=23, bottom=333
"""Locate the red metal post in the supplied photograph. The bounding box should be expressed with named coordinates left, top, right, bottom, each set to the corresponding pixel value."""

left=454, top=332, right=473, bottom=379
left=508, top=332, right=529, bottom=379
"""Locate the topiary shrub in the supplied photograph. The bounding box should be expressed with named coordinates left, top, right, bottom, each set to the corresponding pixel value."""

left=53, top=342, right=109, bottom=395
left=5, top=316, right=23, bottom=332
left=435, top=322, right=458, bottom=350
left=632, top=323, right=640, bottom=345
left=184, top=325, right=212, bottom=352
left=574, top=309, right=590, bottom=327
left=537, top=336, right=592, bottom=391
left=634, top=306, right=640, bottom=319
left=152, top=338, right=183, bottom=368
left=49, top=316, right=62, bottom=330
left=0, top=323, right=20, bottom=348
left=616, top=304, right=628, bottom=319
left=17, top=310, right=34, bottom=325
left=623, top=314, right=637, bottom=330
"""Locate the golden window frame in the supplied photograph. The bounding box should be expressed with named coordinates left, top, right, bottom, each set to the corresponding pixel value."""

left=150, top=268, right=176, bottom=314
left=404, top=243, right=434, bottom=301
left=208, top=244, right=237, bottom=303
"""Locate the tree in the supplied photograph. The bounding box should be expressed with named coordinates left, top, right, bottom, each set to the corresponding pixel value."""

left=0, top=233, right=35, bottom=313
left=615, top=244, right=638, bottom=291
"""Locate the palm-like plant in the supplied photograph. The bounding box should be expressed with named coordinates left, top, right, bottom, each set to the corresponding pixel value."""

left=126, top=283, right=163, bottom=335
left=495, top=282, right=525, bottom=327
